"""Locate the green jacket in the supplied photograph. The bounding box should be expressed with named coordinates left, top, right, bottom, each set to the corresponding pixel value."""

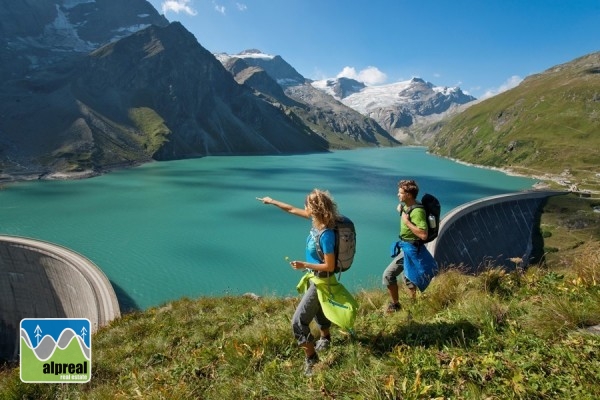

left=296, top=272, right=358, bottom=333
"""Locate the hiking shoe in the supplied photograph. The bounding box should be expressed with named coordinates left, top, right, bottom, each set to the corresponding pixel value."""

left=315, top=337, right=330, bottom=352
left=304, top=353, right=319, bottom=376
left=386, top=302, right=401, bottom=313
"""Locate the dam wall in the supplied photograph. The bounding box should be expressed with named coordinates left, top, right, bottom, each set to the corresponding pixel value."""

left=429, top=190, right=567, bottom=273
left=0, top=236, right=120, bottom=361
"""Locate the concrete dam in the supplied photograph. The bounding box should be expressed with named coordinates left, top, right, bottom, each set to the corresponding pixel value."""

left=0, top=236, right=120, bottom=361
left=429, top=190, right=566, bottom=272
left=0, top=190, right=564, bottom=361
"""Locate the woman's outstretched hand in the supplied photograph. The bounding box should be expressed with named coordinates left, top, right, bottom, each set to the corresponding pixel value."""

left=256, top=196, right=272, bottom=204
left=258, top=196, right=309, bottom=219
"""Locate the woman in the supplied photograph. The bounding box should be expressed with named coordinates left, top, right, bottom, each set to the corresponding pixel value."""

left=257, top=189, right=338, bottom=376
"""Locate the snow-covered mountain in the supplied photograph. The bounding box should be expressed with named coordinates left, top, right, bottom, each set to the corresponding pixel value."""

left=312, top=77, right=477, bottom=143
left=217, top=49, right=475, bottom=144
left=217, top=50, right=399, bottom=148
left=218, top=50, right=477, bottom=144
left=311, top=77, right=366, bottom=99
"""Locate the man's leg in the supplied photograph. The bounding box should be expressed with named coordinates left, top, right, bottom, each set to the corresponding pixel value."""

left=406, top=283, right=417, bottom=300
left=387, top=282, right=399, bottom=304
left=382, top=253, right=404, bottom=312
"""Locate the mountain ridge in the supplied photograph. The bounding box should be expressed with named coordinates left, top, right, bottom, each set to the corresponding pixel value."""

left=0, top=2, right=403, bottom=182
left=430, top=51, right=600, bottom=192
left=0, top=2, right=336, bottom=181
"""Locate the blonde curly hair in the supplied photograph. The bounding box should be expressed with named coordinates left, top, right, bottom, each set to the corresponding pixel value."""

left=305, top=189, right=339, bottom=228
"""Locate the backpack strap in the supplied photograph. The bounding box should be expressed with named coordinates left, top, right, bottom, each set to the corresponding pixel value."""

left=401, top=203, right=425, bottom=249
left=314, top=228, right=326, bottom=263
left=403, top=203, right=423, bottom=220
left=314, top=228, right=339, bottom=276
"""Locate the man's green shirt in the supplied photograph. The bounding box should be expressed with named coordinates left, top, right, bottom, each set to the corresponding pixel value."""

left=400, top=205, right=428, bottom=241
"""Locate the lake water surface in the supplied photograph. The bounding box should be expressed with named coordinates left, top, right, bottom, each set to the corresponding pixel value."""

left=0, top=148, right=536, bottom=309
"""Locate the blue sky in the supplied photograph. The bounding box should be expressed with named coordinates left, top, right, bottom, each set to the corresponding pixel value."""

left=147, top=0, right=600, bottom=99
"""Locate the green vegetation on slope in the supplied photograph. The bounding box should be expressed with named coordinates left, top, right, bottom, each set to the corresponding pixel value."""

left=431, top=52, right=600, bottom=192
left=1, top=197, right=599, bottom=399
left=128, top=107, right=172, bottom=155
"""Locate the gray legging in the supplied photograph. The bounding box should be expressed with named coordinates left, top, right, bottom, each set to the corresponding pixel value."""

left=291, top=281, right=332, bottom=345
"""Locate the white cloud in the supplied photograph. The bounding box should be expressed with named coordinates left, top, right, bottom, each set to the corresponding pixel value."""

left=213, top=1, right=226, bottom=14
left=161, top=0, right=197, bottom=16
left=336, top=66, right=387, bottom=86
left=236, top=3, right=247, bottom=11
left=311, top=67, right=328, bottom=81
left=481, top=75, right=523, bottom=99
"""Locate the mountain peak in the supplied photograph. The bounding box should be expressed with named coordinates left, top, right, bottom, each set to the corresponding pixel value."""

left=222, top=50, right=305, bottom=86
left=311, top=77, right=366, bottom=99
left=237, top=49, right=275, bottom=60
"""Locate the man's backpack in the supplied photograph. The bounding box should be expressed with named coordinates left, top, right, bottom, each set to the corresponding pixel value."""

left=315, top=216, right=357, bottom=273
left=406, top=193, right=441, bottom=243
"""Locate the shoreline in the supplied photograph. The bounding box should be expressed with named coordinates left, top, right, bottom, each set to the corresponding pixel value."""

left=432, top=153, right=595, bottom=193
left=0, top=161, right=149, bottom=186
left=0, top=150, right=592, bottom=194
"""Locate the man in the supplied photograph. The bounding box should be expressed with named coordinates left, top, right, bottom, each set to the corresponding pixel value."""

left=382, top=179, right=438, bottom=312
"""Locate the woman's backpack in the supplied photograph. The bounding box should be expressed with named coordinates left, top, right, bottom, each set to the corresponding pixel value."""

left=315, top=216, right=356, bottom=272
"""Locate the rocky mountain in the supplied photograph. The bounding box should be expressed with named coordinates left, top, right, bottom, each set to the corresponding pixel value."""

left=430, top=52, right=600, bottom=192
left=0, top=1, right=342, bottom=181
left=225, top=49, right=306, bottom=86
left=0, top=0, right=169, bottom=81
left=316, top=77, right=366, bottom=99
left=216, top=50, right=399, bottom=149
left=312, top=77, right=477, bottom=144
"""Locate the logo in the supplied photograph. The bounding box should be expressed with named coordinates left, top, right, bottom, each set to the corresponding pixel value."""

left=20, top=318, right=91, bottom=383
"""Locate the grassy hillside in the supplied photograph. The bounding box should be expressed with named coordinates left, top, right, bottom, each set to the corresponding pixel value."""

left=431, top=52, right=600, bottom=193
left=1, top=195, right=599, bottom=399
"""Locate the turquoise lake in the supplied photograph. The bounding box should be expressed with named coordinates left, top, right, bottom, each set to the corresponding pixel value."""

left=0, top=147, right=536, bottom=310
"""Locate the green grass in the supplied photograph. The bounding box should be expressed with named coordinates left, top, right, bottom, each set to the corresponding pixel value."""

left=128, top=107, right=172, bottom=155
left=1, top=198, right=599, bottom=399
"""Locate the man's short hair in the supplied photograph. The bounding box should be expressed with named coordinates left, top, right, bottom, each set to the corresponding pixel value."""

left=398, top=179, right=419, bottom=198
